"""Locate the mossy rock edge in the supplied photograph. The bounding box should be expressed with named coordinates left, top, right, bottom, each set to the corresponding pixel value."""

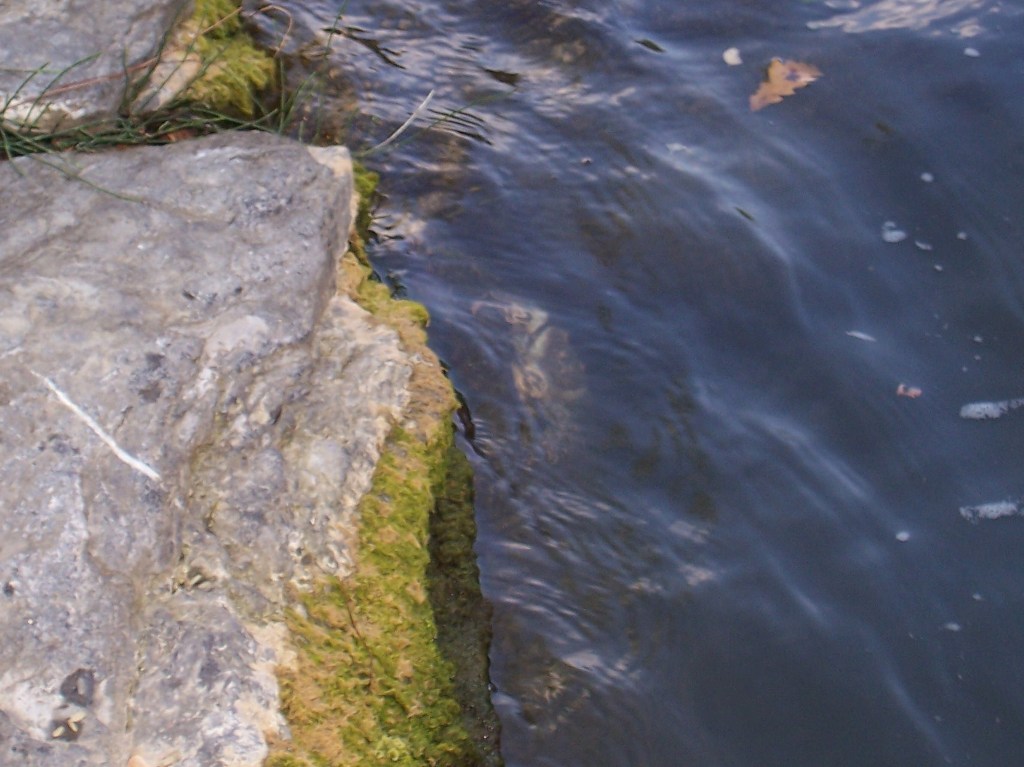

left=266, top=169, right=502, bottom=767
left=185, top=0, right=276, bottom=116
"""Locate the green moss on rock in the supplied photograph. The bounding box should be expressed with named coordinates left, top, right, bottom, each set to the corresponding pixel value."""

left=352, top=164, right=381, bottom=242
left=268, top=173, right=500, bottom=766
left=269, top=429, right=475, bottom=766
left=429, top=441, right=503, bottom=766
left=177, top=0, right=275, bottom=116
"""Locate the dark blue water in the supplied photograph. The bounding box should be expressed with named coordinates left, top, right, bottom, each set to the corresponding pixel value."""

left=252, top=1, right=1024, bottom=763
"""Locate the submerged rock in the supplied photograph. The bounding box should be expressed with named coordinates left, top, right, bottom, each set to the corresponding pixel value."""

left=0, top=132, right=414, bottom=767
left=472, top=295, right=586, bottom=460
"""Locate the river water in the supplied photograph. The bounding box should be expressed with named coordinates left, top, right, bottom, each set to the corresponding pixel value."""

left=251, top=1, right=1024, bottom=763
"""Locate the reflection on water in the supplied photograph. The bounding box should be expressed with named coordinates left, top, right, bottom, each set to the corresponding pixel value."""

left=251, top=0, right=1024, bottom=763
left=807, top=0, right=993, bottom=33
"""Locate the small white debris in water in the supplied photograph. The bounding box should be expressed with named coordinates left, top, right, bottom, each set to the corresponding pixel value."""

left=920, top=172, right=934, bottom=182
left=896, top=530, right=911, bottom=542
left=972, top=593, right=984, bottom=601
left=882, top=221, right=907, bottom=243
left=972, top=335, right=983, bottom=343
left=915, top=240, right=933, bottom=251
left=934, top=264, right=944, bottom=272
left=960, top=500, right=1021, bottom=521
left=944, top=622, right=962, bottom=632
left=723, top=47, right=742, bottom=66
left=959, top=399, right=1020, bottom=419
left=964, top=47, right=981, bottom=57
left=845, top=330, right=877, bottom=342
left=957, top=231, right=968, bottom=240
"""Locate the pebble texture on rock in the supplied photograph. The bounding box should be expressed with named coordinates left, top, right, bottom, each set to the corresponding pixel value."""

left=0, top=132, right=413, bottom=767
left=0, top=0, right=191, bottom=130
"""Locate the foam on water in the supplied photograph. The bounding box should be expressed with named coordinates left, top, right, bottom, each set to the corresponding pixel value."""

left=959, top=398, right=1024, bottom=419
left=960, top=500, right=1021, bottom=522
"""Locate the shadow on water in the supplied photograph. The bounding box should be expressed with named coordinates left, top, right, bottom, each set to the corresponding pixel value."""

left=247, top=0, right=1024, bottom=764
left=428, top=435, right=503, bottom=766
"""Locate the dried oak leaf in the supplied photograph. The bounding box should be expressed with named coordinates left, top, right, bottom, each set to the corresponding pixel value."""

left=750, top=59, right=822, bottom=111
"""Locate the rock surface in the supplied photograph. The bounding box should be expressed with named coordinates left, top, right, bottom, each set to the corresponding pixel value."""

left=0, top=0, right=191, bottom=130
left=0, top=132, right=415, bottom=767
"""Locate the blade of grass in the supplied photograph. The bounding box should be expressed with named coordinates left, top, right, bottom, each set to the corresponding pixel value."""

left=361, top=89, right=435, bottom=156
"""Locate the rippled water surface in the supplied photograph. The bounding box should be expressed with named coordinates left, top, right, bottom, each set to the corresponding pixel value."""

left=253, top=1, right=1024, bottom=763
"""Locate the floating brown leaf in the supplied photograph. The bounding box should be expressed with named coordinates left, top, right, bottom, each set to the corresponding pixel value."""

left=896, top=383, right=923, bottom=399
left=750, top=59, right=822, bottom=111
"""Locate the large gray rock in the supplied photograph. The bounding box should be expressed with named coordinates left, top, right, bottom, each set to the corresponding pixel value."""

left=0, top=0, right=192, bottom=131
left=0, top=132, right=414, bottom=766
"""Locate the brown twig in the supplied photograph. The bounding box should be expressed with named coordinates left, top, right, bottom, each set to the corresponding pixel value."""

left=250, top=4, right=295, bottom=57
left=34, top=58, right=158, bottom=99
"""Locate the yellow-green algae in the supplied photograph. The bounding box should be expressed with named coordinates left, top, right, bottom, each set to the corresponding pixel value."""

left=267, top=169, right=500, bottom=766
left=177, top=0, right=276, bottom=116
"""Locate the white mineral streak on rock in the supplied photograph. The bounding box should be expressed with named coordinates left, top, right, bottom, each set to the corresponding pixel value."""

left=31, top=370, right=162, bottom=481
